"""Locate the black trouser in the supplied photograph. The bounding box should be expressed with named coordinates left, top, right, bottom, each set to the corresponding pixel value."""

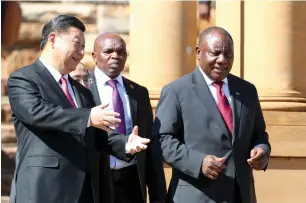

left=111, top=165, right=144, bottom=203
left=78, top=173, right=94, bottom=203
left=234, top=178, right=243, bottom=203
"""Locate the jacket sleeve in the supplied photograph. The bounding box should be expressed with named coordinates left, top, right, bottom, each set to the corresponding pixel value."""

left=8, top=70, right=90, bottom=136
left=251, top=85, right=271, bottom=169
left=95, top=128, right=131, bottom=162
left=153, top=86, right=206, bottom=179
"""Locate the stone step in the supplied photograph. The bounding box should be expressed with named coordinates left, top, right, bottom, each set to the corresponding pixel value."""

left=1, top=196, right=9, bottom=203
left=1, top=124, right=16, bottom=144
left=96, top=4, right=130, bottom=34
left=17, top=2, right=130, bottom=43
left=1, top=48, right=40, bottom=79
left=1, top=101, right=12, bottom=123
left=19, top=2, right=130, bottom=33
left=17, top=21, right=98, bottom=45
left=20, top=2, right=98, bottom=24
left=1, top=96, right=9, bottom=105
left=2, top=143, right=17, bottom=153
left=1, top=78, right=8, bottom=95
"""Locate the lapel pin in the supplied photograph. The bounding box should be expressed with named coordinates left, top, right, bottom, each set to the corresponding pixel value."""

left=236, top=92, right=240, bottom=96
left=130, top=84, right=134, bottom=89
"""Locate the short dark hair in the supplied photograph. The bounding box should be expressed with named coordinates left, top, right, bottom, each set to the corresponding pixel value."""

left=40, top=15, right=86, bottom=50
left=198, top=26, right=233, bottom=46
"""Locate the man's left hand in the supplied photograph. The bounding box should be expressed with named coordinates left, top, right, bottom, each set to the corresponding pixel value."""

left=247, top=147, right=267, bottom=170
left=126, top=126, right=150, bottom=154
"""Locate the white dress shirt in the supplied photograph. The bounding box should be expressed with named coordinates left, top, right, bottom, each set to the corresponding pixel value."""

left=198, top=66, right=233, bottom=109
left=39, top=58, right=78, bottom=107
left=94, top=67, right=136, bottom=169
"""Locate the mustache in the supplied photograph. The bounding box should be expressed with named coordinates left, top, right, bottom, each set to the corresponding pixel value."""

left=109, top=61, right=122, bottom=66
left=210, top=65, right=227, bottom=71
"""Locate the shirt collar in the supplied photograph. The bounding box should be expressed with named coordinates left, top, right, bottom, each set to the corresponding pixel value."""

left=94, top=67, right=124, bottom=87
left=198, top=66, right=228, bottom=86
left=39, top=57, right=68, bottom=82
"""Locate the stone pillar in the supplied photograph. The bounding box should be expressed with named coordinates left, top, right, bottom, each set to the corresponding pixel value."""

left=1, top=1, right=22, bottom=47
left=216, top=1, right=244, bottom=77
left=1, top=1, right=22, bottom=76
left=216, top=1, right=306, bottom=202
left=129, top=1, right=197, bottom=190
left=243, top=3, right=306, bottom=201
left=129, top=1, right=197, bottom=108
left=243, top=1, right=306, bottom=111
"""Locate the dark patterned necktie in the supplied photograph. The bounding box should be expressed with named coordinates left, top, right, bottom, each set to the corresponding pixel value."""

left=107, top=80, right=126, bottom=134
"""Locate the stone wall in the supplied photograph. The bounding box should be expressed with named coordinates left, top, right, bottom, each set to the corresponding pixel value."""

left=1, top=1, right=131, bottom=78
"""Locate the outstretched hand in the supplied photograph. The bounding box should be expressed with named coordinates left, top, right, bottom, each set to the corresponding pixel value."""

left=126, top=126, right=150, bottom=154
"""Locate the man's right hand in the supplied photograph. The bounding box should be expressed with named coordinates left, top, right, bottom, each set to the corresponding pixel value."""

left=201, top=155, right=226, bottom=180
left=90, top=103, right=121, bottom=132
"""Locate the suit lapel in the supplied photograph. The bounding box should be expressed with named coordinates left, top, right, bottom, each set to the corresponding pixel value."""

left=35, top=60, right=73, bottom=108
left=228, top=74, right=242, bottom=141
left=123, top=78, right=137, bottom=126
left=192, top=68, right=230, bottom=137
left=88, top=72, right=102, bottom=105
left=69, top=76, right=84, bottom=108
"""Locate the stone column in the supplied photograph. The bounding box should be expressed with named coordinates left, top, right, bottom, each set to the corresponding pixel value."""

left=243, top=1, right=306, bottom=111
left=216, top=1, right=244, bottom=77
left=129, top=1, right=197, bottom=108
left=129, top=1, right=197, bottom=190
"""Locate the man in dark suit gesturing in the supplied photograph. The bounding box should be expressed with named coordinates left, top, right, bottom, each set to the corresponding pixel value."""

left=8, top=15, right=150, bottom=203
left=154, top=27, right=271, bottom=203
left=89, top=33, right=167, bottom=203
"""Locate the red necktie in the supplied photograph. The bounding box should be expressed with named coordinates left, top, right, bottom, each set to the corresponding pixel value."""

left=213, top=81, right=233, bottom=134
left=60, top=76, right=76, bottom=108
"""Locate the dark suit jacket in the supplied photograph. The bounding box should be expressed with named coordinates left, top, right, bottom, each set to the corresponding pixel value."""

left=8, top=60, right=131, bottom=203
left=153, top=68, right=271, bottom=203
left=88, top=71, right=167, bottom=203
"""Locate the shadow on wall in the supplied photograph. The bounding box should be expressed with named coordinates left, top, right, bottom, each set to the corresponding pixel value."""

left=1, top=150, right=15, bottom=196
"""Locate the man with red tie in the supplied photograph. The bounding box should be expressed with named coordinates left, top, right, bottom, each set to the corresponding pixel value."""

left=153, top=26, right=271, bottom=203
left=7, top=15, right=150, bottom=203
